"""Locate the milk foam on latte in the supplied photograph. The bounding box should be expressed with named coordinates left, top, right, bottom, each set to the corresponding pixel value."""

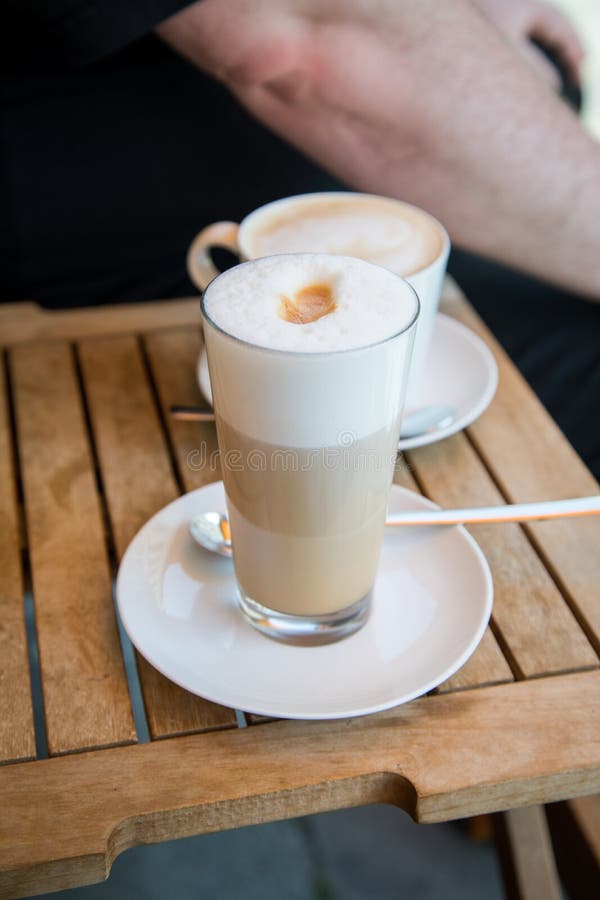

left=202, top=252, right=416, bottom=353
left=202, top=254, right=418, bottom=450
left=243, top=194, right=443, bottom=277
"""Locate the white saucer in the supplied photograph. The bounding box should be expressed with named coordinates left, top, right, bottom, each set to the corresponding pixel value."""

left=197, top=314, right=498, bottom=451
left=116, top=482, right=493, bottom=720
left=400, top=314, right=498, bottom=450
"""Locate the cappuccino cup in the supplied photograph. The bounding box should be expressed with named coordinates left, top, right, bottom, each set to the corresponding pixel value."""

left=201, top=253, right=419, bottom=644
left=189, top=192, right=449, bottom=408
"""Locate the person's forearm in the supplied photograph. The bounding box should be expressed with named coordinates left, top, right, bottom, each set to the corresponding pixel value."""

left=338, top=0, right=600, bottom=298
left=158, top=0, right=600, bottom=298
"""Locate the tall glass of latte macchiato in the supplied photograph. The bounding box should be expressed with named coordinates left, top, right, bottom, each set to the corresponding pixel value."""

left=201, top=253, right=419, bottom=644
left=189, top=192, right=448, bottom=408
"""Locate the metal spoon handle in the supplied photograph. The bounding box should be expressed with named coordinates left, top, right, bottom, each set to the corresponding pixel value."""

left=170, top=405, right=216, bottom=422
left=170, top=404, right=455, bottom=439
left=386, top=496, right=600, bottom=526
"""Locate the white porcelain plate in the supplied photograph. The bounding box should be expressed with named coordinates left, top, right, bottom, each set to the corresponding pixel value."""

left=197, top=314, right=498, bottom=452
left=117, top=482, right=493, bottom=720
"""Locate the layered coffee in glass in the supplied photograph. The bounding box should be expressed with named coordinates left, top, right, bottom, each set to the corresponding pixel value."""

left=201, top=253, right=419, bottom=644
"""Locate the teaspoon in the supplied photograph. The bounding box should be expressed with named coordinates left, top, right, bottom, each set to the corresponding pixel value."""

left=190, top=496, right=600, bottom=558
left=170, top=404, right=455, bottom=441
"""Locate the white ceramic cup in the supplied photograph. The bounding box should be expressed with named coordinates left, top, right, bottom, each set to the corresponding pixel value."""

left=187, top=192, right=449, bottom=409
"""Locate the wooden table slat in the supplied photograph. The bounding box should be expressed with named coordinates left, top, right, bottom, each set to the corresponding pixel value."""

left=0, top=299, right=199, bottom=347
left=441, top=280, right=600, bottom=654
left=10, top=343, right=136, bottom=755
left=78, top=335, right=237, bottom=738
left=0, top=358, right=36, bottom=764
left=408, top=431, right=598, bottom=678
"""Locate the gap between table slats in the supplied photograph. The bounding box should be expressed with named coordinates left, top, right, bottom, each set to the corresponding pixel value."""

left=77, top=334, right=237, bottom=738
left=9, top=342, right=136, bottom=756
left=441, top=279, right=600, bottom=658
left=0, top=353, right=36, bottom=764
left=144, top=327, right=513, bottom=700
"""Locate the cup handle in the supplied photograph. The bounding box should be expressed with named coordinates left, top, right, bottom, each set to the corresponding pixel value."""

left=187, top=222, right=240, bottom=291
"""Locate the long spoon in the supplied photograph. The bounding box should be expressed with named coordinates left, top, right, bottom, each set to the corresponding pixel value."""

left=171, top=404, right=455, bottom=441
left=190, top=496, right=600, bottom=558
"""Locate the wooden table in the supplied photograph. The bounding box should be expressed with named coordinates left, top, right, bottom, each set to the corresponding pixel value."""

left=1, top=280, right=599, bottom=898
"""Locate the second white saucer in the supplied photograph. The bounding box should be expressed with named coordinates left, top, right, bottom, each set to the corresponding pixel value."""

left=399, top=314, right=498, bottom=450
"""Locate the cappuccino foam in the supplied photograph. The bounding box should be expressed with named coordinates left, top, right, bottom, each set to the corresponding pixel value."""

left=244, top=194, right=443, bottom=277
left=202, top=253, right=416, bottom=354
left=202, top=253, right=417, bottom=448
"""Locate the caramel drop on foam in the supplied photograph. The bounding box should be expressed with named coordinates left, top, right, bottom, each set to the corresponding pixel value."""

left=279, top=282, right=337, bottom=324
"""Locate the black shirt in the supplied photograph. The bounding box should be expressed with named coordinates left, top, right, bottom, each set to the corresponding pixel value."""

left=1, top=1, right=341, bottom=306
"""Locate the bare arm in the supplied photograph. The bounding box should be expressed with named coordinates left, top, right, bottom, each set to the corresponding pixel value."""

left=157, top=0, right=600, bottom=299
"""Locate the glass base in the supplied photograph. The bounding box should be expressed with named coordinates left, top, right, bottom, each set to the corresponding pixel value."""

left=237, top=589, right=371, bottom=646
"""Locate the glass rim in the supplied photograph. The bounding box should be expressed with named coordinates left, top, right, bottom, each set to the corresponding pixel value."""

left=200, top=253, right=420, bottom=359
